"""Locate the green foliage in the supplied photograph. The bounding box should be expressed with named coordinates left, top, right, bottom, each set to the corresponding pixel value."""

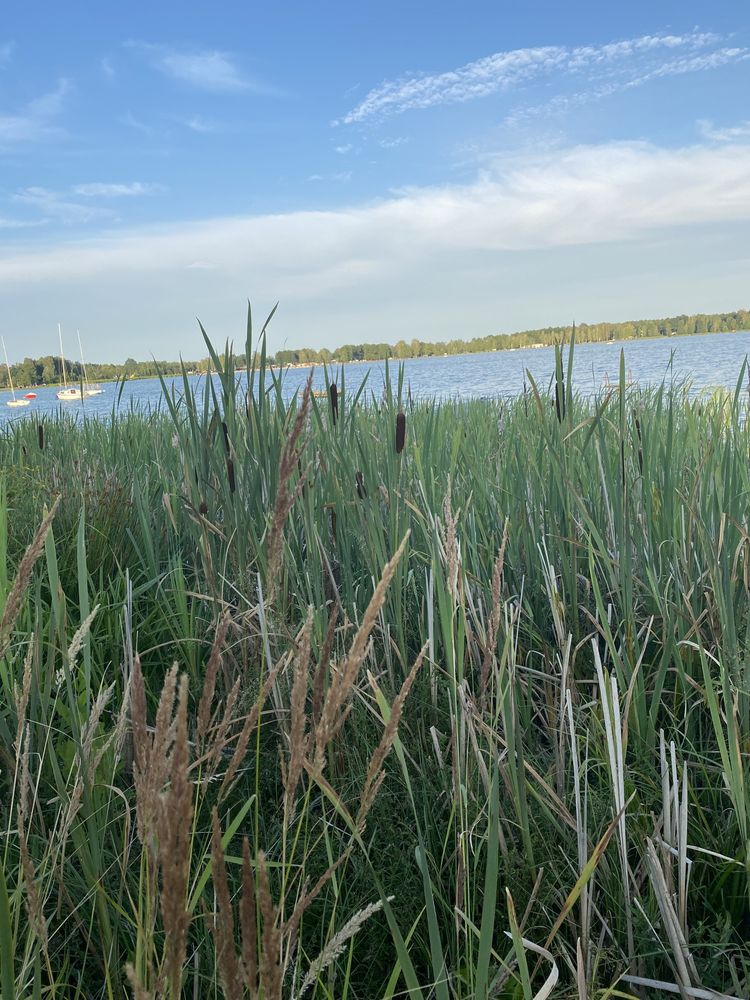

left=0, top=316, right=748, bottom=998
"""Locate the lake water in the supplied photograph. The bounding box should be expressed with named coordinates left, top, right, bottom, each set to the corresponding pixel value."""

left=2, top=330, right=750, bottom=424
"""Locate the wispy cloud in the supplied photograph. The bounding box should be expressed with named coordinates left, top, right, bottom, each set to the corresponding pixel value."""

left=127, top=42, right=272, bottom=94
left=101, top=56, right=115, bottom=81
left=73, top=182, right=165, bottom=197
left=379, top=136, right=409, bottom=149
left=0, top=216, right=46, bottom=230
left=122, top=111, right=154, bottom=136
left=308, top=171, right=352, bottom=183
left=11, top=180, right=163, bottom=225
left=505, top=47, right=750, bottom=126
left=12, top=187, right=116, bottom=225
left=699, top=118, right=750, bottom=142
left=0, top=78, right=70, bottom=145
left=0, top=42, right=13, bottom=66
left=182, top=115, right=219, bottom=133
left=339, top=30, right=725, bottom=124
left=4, top=138, right=750, bottom=286
left=334, top=143, right=353, bottom=154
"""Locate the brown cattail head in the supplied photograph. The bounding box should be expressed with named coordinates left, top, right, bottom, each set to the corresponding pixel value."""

left=37, top=424, right=44, bottom=451
left=329, top=383, right=338, bottom=426
left=199, top=500, right=208, bottom=516
left=395, top=411, right=406, bottom=454
left=355, top=471, right=366, bottom=499
left=226, top=459, right=236, bottom=493
left=221, top=421, right=230, bottom=456
left=634, top=413, right=643, bottom=475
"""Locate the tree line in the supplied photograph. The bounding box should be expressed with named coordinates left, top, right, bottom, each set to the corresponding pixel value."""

left=2, top=309, right=749, bottom=388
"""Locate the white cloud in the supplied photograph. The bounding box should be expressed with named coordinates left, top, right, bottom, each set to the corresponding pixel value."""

left=339, top=30, right=728, bottom=123
left=73, top=182, right=164, bottom=197
left=308, top=171, right=352, bottom=183
left=0, top=78, right=70, bottom=145
left=101, top=56, right=115, bottom=80
left=699, top=118, right=750, bottom=142
left=183, top=115, right=217, bottom=133
left=128, top=42, right=269, bottom=94
left=3, top=139, right=750, bottom=291
left=335, top=143, right=353, bottom=154
left=379, top=136, right=409, bottom=148
left=12, top=187, right=117, bottom=225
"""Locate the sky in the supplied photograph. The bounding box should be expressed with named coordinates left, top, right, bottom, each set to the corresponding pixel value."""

left=1, top=1, right=750, bottom=362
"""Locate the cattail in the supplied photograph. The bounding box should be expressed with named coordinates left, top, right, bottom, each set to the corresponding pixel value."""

left=329, top=382, right=338, bottom=426
left=199, top=500, right=208, bottom=516
left=355, top=471, right=366, bottom=499
left=37, top=423, right=44, bottom=450
left=395, top=411, right=406, bottom=454
left=221, top=420, right=230, bottom=456
left=226, top=459, right=236, bottom=493
left=634, top=414, right=643, bottom=475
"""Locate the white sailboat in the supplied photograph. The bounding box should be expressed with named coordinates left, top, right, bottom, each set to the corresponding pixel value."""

left=56, top=324, right=84, bottom=401
left=78, top=330, right=103, bottom=396
left=2, top=338, right=31, bottom=408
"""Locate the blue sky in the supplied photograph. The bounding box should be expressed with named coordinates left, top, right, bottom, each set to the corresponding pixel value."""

left=2, top=1, right=750, bottom=361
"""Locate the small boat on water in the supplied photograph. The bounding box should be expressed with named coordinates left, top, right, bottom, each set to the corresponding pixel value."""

left=56, top=325, right=103, bottom=400
left=2, top=337, right=31, bottom=408
left=24, top=392, right=37, bottom=399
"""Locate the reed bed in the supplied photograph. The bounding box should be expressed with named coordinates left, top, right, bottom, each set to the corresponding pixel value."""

left=0, top=311, right=748, bottom=998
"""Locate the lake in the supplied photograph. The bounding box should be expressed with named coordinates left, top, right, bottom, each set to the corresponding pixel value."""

left=2, top=329, right=750, bottom=423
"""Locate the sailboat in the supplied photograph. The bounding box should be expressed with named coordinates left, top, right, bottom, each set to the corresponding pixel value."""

left=78, top=331, right=103, bottom=396
left=56, top=324, right=84, bottom=401
left=2, top=338, right=31, bottom=408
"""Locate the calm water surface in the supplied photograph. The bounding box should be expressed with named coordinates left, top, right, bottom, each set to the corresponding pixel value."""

left=2, top=330, right=750, bottom=424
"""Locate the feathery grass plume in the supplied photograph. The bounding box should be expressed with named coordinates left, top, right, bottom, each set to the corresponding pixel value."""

left=13, top=639, right=34, bottom=753
left=395, top=410, right=406, bottom=454
left=240, top=838, right=258, bottom=995
left=67, top=604, right=100, bottom=670
left=479, top=521, right=508, bottom=709
left=196, top=612, right=231, bottom=750
left=0, top=494, right=61, bottom=661
left=266, top=371, right=313, bottom=604
left=203, top=676, right=241, bottom=778
left=355, top=470, right=366, bottom=499
left=218, top=652, right=287, bottom=799
left=257, top=852, right=282, bottom=1000
left=125, top=964, right=154, bottom=1000
left=209, top=809, right=242, bottom=1000
left=293, top=899, right=387, bottom=1000
left=131, top=659, right=178, bottom=847
left=357, top=643, right=427, bottom=830
left=314, top=532, right=409, bottom=772
left=312, top=601, right=339, bottom=727
left=226, top=458, right=236, bottom=493
left=37, top=422, right=44, bottom=450
left=284, top=610, right=313, bottom=809
left=17, top=727, right=48, bottom=954
left=158, top=674, right=193, bottom=996
left=329, top=382, right=338, bottom=426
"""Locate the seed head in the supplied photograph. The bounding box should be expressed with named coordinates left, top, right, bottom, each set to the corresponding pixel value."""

left=395, top=411, right=406, bottom=454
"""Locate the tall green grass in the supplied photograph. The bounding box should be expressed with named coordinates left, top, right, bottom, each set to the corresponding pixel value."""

left=0, top=310, right=748, bottom=998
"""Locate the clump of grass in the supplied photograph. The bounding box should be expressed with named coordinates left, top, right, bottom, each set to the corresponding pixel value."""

left=0, top=310, right=749, bottom=998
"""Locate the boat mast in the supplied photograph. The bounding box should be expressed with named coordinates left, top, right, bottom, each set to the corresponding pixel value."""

left=77, top=330, right=89, bottom=390
left=58, top=323, right=68, bottom=389
left=2, top=337, right=18, bottom=401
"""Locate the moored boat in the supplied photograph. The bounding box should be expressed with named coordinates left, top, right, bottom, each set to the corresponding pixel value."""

left=2, top=337, right=31, bottom=408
